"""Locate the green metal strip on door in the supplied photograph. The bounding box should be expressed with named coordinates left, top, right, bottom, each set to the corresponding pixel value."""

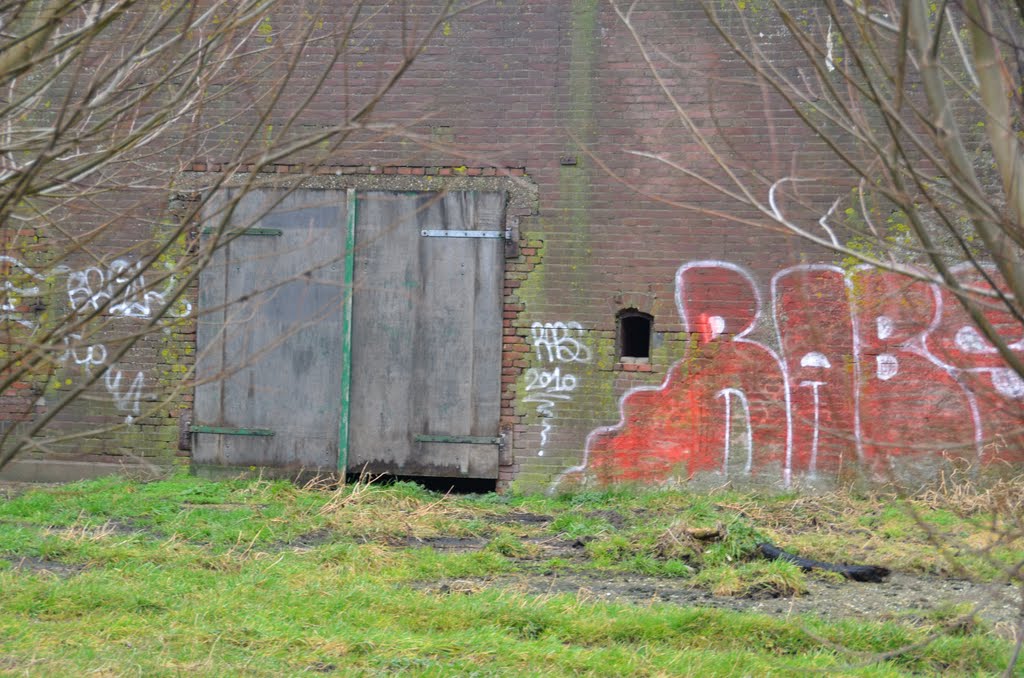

left=199, top=227, right=283, bottom=236
left=337, top=188, right=357, bottom=475
left=191, top=425, right=275, bottom=436
left=414, top=434, right=502, bottom=445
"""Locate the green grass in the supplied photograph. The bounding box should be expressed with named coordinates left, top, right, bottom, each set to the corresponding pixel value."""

left=693, top=560, right=807, bottom=597
left=0, top=470, right=1018, bottom=676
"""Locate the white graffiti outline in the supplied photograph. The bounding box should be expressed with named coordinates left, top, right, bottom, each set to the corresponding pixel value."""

left=798, top=381, right=825, bottom=477
left=553, top=258, right=1024, bottom=493
left=852, top=263, right=984, bottom=459
left=0, top=255, right=43, bottom=295
left=771, top=264, right=849, bottom=478
left=992, top=369, right=1024, bottom=399
left=523, top=367, right=577, bottom=415
left=551, top=261, right=794, bottom=493
left=876, top=354, right=899, bottom=381
left=716, top=387, right=753, bottom=475
left=933, top=262, right=1024, bottom=403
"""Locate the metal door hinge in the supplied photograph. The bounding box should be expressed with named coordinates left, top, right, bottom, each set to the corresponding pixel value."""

left=498, top=430, right=509, bottom=461
left=420, top=229, right=503, bottom=239
left=414, top=434, right=501, bottom=444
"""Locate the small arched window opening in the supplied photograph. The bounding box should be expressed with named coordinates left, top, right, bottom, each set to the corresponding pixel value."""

left=617, top=309, right=653, bottom=361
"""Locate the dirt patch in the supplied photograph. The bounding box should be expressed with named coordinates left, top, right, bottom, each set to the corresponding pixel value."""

left=72, top=519, right=145, bottom=537
left=0, top=481, right=58, bottom=500
left=3, top=555, right=86, bottom=578
left=496, top=512, right=553, bottom=525
left=401, top=536, right=487, bottom=550
left=305, top=661, right=338, bottom=673
left=182, top=502, right=268, bottom=510
left=425, top=570, right=1022, bottom=630
left=526, top=536, right=590, bottom=554
left=402, top=524, right=1023, bottom=630
left=1, top=516, right=143, bottom=534
left=585, top=510, right=627, bottom=529
left=280, top=529, right=336, bottom=550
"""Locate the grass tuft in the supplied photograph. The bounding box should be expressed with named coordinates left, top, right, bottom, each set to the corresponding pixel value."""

left=694, top=560, right=807, bottom=597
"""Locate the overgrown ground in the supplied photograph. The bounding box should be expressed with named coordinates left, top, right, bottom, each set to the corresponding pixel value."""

left=0, top=470, right=1022, bottom=676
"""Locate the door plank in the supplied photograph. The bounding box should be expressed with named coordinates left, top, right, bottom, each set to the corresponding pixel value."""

left=195, top=189, right=347, bottom=472
left=348, top=191, right=505, bottom=478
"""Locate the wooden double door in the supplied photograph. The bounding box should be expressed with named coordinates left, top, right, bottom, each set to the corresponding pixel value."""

left=194, top=189, right=505, bottom=478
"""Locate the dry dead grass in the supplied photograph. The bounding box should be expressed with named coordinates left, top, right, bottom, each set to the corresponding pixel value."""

left=42, top=519, right=122, bottom=543
left=916, top=467, right=1024, bottom=516
left=654, top=520, right=720, bottom=561
left=741, top=470, right=1024, bottom=585
left=309, top=473, right=499, bottom=543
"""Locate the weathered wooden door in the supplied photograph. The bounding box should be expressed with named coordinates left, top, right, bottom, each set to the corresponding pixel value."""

left=193, top=189, right=349, bottom=473
left=347, top=191, right=506, bottom=478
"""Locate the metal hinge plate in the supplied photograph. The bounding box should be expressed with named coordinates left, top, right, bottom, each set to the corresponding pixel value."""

left=420, top=229, right=503, bottom=239
left=414, top=434, right=501, bottom=445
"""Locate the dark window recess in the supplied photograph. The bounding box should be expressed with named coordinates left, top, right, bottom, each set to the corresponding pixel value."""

left=618, top=310, right=653, bottom=359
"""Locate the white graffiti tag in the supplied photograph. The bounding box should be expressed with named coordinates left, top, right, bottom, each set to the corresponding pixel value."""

left=524, top=367, right=578, bottom=414
left=68, top=259, right=191, bottom=319
left=60, top=334, right=108, bottom=372
left=531, top=321, right=592, bottom=363
left=0, top=255, right=45, bottom=329
left=104, top=369, right=145, bottom=424
left=525, top=367, right=578, bottom=451
left=527, top=321, right=591, bottom=457
left=0, top=256, right=183, bottom=425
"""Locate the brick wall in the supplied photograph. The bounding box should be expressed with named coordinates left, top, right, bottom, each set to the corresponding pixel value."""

left=1, top=1, right=1020, bottom=490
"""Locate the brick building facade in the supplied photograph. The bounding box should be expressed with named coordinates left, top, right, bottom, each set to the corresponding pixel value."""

left=1, top=1, right=1020, bottom=492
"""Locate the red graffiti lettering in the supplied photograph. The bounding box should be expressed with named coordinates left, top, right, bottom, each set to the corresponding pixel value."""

left=553, top=261, right=1024, bottom=491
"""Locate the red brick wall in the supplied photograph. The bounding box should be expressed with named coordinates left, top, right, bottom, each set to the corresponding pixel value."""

left=3, top=1, right=1021, bottom=490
